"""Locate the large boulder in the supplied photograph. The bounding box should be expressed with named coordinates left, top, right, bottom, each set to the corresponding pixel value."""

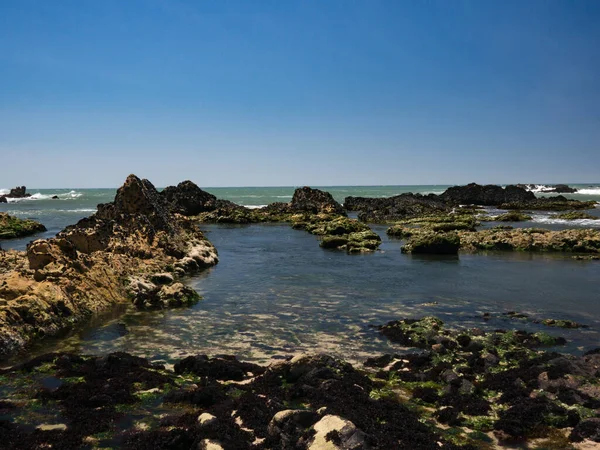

left=291, top=187, right=345, bottom=215
left=161, top=180, right=218, bottom=216
left=440, top=183, right=535, bottom=206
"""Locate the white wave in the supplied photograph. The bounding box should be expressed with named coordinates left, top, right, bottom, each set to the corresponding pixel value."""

left=244, top=205, right=267, bottom=209
left=0, top=188, right=8, bottom=195
left=5, top=190, right=83, bottom=202
left=275, top=195, right=292, bottom=198
left=532, top=215, right=600, bottom=228
left=576, top=188, right=600, bottom=195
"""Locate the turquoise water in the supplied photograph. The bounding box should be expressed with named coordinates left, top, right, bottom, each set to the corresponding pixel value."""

left=1, top=184, right=600, bottom=366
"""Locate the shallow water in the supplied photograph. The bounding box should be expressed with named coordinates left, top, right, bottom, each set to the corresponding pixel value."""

left=8, top=223, right=600, bottom=367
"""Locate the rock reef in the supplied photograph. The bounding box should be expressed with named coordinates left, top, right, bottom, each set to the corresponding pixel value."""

left=0, top=175, right=218, bottom=358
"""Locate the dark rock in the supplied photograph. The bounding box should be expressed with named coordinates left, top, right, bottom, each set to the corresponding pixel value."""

left=344, top=193, right=450, bottom=222
left=160, top=180, right=218, bottom=216
left=543, top=184, right=578, bottom=194
left=570, top=418, right=600, bottom=442
left=174, top=354, right=264, bottom=381
left=6, top=186, right=31, bottom=198
left=51, top=195, right=59, bottom=199
left=440, top=183, right=535, bottom=206
left=290, top=187, right=345, bottom=215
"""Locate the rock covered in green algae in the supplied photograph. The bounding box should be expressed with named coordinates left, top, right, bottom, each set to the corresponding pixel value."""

left=401, top=232, right=461, bottom=254
left=370, top=316, right=600, bottom=446
left=550, top=211, right=599, bottom=220
left=293, top=215, right=382, bottom=253
left=0, top=213, right=46, bottom=239
left=492, top=211, right=533, bottom=222
left=458, top=227, right=600, bottom=253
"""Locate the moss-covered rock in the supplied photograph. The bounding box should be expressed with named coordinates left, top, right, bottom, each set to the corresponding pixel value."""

left=493, top=212, right=532, bottom=222
left=401, top=232, right=460, bottom=254
left=550, top=211, right=598, bottom=220
left=0, top=213, right=46, bottom=239
left=458, top=228, right=600, bottom=253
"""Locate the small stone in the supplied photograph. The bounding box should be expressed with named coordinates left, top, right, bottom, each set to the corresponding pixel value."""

left=197, top=412, right=217, bottom=427
left=37, top=423, right=67, bottom=431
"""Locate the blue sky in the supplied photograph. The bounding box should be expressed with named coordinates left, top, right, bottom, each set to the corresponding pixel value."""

left=1, top=0, right=599, bottom=187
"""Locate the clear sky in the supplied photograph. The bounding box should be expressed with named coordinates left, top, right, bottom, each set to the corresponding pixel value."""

left=1, top=0, right=599, bottom=188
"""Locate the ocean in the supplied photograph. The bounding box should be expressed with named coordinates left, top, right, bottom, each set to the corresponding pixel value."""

left=1, top=184, right=600, bottom=366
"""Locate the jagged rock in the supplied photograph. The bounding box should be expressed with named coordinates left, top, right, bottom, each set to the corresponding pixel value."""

left=26, top=238, right=77, bottom=270
left=161, top=180, right=218, bottom=216
left=344, top=194, right=449, bottom=222
left=1, top=186, right=31, bottom=199
left=291, top=187, right=345, bottom=215
left=440, top=183, right=535, bottom=206
left=0, top=174, right=218, bottom=358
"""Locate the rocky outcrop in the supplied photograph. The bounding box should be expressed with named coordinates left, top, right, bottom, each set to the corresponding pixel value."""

left=292, top=215, right=382, bottom=253
left=161, top=180, right=218, bottom=216
left=551, top=211, right=598, bottom=220
left=440, top=183, right=535, bottom=206
left=401, top=232, right=461, bottom=255
left=0, top=186, right=32, bottom=202
left=0, top=175, right=218, bottom=358
left=344, top=193, right=450, bottom=223
left=458, top=228, right=600, bottom=253
left=290, top=187, right=345, bottom=215
left=500, top=196, right=597, bottom=211
left=0, top=213, right=47, bottom=239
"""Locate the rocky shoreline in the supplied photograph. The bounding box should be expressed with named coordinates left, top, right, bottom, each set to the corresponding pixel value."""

left=0, top=175, right=218, bottom=358
left=1, top=314, right=599, bottom=449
